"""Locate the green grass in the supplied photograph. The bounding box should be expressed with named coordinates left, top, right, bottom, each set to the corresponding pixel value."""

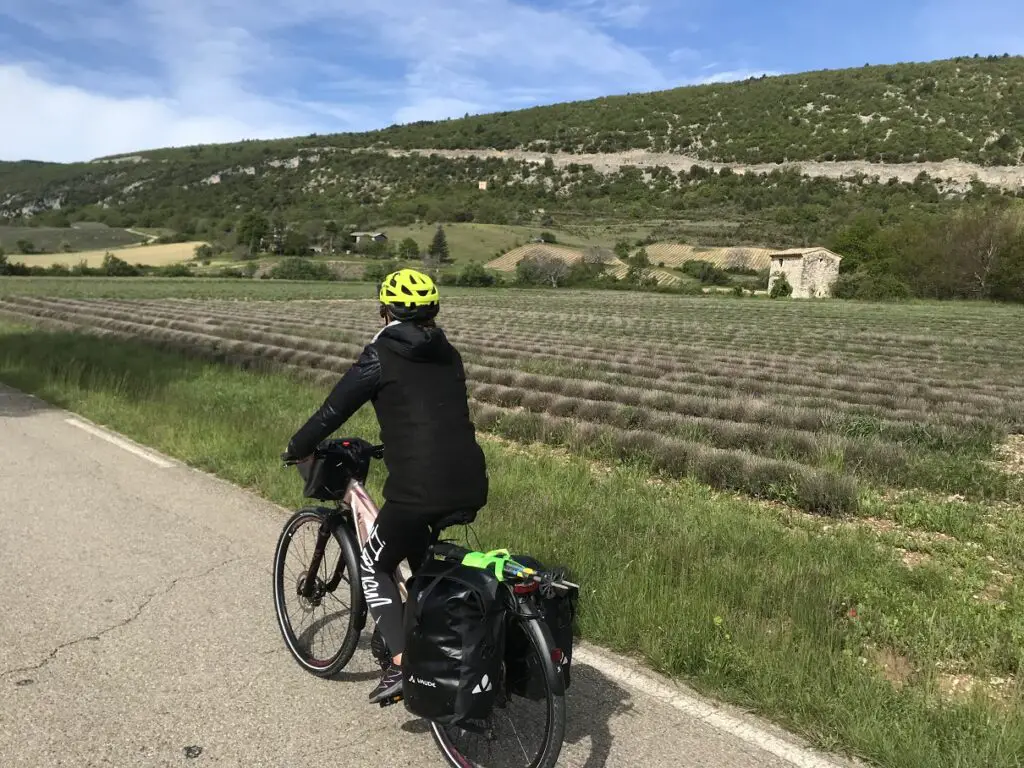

left=0, top=321, right=1021, bottom=768
left=0, top=225, right=146, bottom=253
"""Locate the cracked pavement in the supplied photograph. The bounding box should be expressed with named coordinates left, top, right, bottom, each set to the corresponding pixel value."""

left=0, top=385, right=831, bottom=768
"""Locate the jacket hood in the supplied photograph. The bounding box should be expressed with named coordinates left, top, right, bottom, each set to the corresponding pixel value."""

left=374, top=321, right=452, bottom=362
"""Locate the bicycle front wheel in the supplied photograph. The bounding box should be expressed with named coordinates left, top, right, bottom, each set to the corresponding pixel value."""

left=272, top=507, right=364, bottom=677
left=430, top=612, right=567, bottom=768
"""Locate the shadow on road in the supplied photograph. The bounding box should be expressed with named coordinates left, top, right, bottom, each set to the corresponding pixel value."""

left=396, top=661, right=634, bottom=767
left=562, top=662, right=634, bottom=768
left=0, top=384, right=53, bottom=418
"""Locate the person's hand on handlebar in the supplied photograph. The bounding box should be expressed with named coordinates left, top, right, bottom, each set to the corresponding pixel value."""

left=280, top=451, right=314, bottom=467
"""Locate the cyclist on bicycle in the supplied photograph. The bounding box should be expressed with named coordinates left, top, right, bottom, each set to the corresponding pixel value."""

left=283, top=268, right=488, bottom=704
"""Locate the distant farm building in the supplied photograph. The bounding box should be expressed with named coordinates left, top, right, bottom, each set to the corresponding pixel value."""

left=350, top=231, right=388, bottom=244
left=768, top=248, right=843, bottom=298
left=478, top=181, right=489, bottom=190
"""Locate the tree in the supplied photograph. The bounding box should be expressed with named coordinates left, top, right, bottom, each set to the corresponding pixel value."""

left=101, top=252, right=140, bottom=276
left=456, top=262, right=496, bottom=287
left=625, top=247, right=652, bottom=284
left=282, top=229, right=312, bottom=256
left=515, top=254, right=569, bottom=287
left=269, top=214, right=288, bottom=255
left=194, top=243, right=216, bottom=262
left=323, top=220, right=339, bottom=254
left=399, top=237, right=421, bottom=260
left=365, top=261, right=399, bottom=283
left=15, top=239, right=36, bottom=254
left=238, top=211, right=269, bottom=257
left=582, top=246, right=614, bottom=265
left=539, top=231, right=557, bottom=243
left=428, top=224, right=451, bottom=263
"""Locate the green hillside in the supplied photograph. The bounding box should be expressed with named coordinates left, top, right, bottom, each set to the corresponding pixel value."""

left=102, top=54, right=1024, bottom=166
left=2, top=55, right=1023, bottom=302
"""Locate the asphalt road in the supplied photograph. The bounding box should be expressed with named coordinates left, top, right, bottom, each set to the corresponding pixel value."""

left=0, top=384, right=850, bottom=768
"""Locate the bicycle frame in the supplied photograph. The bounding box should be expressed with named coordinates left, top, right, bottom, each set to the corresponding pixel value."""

left=344, top=478, right=414, bottom=601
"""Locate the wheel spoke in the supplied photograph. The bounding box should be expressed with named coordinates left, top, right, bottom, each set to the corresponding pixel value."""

left=274, top=513, right=359, bottom=672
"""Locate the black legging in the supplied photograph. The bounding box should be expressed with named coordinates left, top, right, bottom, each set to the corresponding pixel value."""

left=358, top=503, right=437, bottom=658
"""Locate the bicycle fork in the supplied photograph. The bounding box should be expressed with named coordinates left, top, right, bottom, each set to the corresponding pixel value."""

left=299, top=516, right=347, bottom=599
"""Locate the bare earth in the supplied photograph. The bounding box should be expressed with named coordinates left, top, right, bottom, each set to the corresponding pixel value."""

left=381, top=148, right=1024, bottom=191
left=0, top=384, right=853, bottom=768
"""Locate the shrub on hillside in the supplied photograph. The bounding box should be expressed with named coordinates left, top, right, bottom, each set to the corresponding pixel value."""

left=456, top=262, right=497, bottom=287
left=834, top=272, right=911, bottom=300
left=267, top=258, right=335, bottom=281
left=102, top=252, right=141, bottom=276
left=194, top=243, right=216, bottom=261
left=156, top=263, right=194, bottom=277
left=681, top=259, right=732, bottom=285
left=364, top=261, right=399, bottom=283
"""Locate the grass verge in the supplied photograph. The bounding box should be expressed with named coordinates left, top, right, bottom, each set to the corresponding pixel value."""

left=1, top=322, right=1021, bottom=768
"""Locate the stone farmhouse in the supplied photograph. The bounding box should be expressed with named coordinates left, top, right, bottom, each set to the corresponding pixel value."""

left=768, top=248, right=843, bottom=298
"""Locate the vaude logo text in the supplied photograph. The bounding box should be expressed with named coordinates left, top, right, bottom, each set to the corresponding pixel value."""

left=409, top=675, right=437, bottom=688
left=471, top=674, right=493, bottom=694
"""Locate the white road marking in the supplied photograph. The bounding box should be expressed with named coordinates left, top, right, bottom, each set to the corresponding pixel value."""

left=64, top=418, right=174, bottom=468
left=574, top=645, right=849, bottom=768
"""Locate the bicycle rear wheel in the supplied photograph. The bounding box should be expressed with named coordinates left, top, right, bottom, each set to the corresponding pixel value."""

left=430, top=612, right=567, bottom=768
left=272, top=507, right=364, bottom=677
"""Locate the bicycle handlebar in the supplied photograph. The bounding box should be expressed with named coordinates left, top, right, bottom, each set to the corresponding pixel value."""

left=280, top=442, right=385, bottom=466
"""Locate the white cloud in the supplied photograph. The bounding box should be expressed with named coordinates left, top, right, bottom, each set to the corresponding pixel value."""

left=567, top=0, right=650, bottom=28
left=669, top=47, right=702, bottom=64
left=0, top=64, right=314, bottom=161
left=0, top=0, right=744, bottom=160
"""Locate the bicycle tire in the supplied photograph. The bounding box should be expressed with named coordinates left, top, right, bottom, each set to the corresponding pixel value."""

left=429, top=611, right=567, bottom=768
left=272, top=507, right=364, bottom=677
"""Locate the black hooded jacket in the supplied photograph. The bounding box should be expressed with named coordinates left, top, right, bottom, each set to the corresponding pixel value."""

left=286, top=321, right=488, bottom=514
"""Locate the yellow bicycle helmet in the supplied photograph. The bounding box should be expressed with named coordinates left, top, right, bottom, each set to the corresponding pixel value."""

left=378, top=268, right=440, bottom=322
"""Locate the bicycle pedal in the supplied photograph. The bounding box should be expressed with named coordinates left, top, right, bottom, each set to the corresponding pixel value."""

left=378, top=692, right=404, bottom=708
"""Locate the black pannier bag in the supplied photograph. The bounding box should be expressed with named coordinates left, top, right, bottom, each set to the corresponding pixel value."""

left=402, top=559, right=508, bottom=726
left=297, top=438, right=373, bottom=500
left=505, top=554, right=579, bottom=699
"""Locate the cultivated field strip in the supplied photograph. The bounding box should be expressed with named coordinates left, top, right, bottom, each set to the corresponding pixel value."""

left=25, top=295, right=1024, bottom=422
left=3, top=293, right=1022, bottom=514
left=8, top=296, right=1023, bottom=427
left=9, top=295, right=1016, bottom=428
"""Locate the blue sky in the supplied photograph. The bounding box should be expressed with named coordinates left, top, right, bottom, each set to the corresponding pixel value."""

left=1, top=0, right=1022, bottom=162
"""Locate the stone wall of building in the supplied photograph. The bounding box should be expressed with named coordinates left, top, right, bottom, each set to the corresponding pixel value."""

left=768, top=249, right=842, bottom=298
